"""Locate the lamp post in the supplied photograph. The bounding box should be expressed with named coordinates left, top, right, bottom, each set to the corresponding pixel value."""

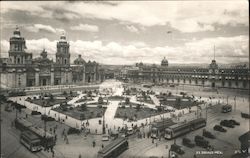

left=234, top=96, right=236, bottom=111
left=102, top=106, right=106, bottom=134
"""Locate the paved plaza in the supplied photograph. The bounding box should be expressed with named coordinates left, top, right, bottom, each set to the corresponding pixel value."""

left=1, top=79, right=249, bottom=158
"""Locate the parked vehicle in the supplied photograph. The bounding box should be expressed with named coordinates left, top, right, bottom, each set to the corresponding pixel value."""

left=127, top=127, right=134, bottom=135
left=202, top=130, right=215, bottom=139
left=220, top=120, right=235, bottom=128
left=194, top=135, right=210, bottom=149
left=213, top=125, right=227, bottom=132
left=182, top=138, right=195, bottom=148
left=102, top=135, right=110, bottom=141
left=228, top=119, right=240, bottom=126
left=170, top=144, right=185, bottom=155
left=241, top=112, right=250, bottom=119
left=221, top=105, right=232, bottom=113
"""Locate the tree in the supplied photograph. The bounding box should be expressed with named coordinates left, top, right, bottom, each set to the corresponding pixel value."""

left=168, top=92, right=172, bottom=96
left=80, top=114, right=85, bottom=120
left=63, top=91, right=67, bottom=96
left=175, top=98, right=181, bottom=109
left=98, top=97, right=103, bottom=104
left=87, top=91, right=92, bottom=97
left=136, top=104, right=141, bottom=111
left=125, top=97, right=130, bottom=105
left=49, top=94, right=54, bottom=101
left=0, top=95, right=7, bottom=103
left=80, top=104, right=87, bottom=111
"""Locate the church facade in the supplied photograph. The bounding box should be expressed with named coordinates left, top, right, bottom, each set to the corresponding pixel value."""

left=0, top=27, right=101, bottom=89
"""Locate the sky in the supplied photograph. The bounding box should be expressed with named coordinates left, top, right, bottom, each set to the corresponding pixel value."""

left=0, top=1, right=249, bottom=65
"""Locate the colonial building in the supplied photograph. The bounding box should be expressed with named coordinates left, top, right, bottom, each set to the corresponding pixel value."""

left=0, top=26, right=101, bottom=89
left=124, top=57, right=250, bottom=89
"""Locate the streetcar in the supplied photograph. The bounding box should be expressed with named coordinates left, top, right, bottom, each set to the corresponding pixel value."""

left=97, top=137, right=128, bottom=158
left=15, top=118, right=55, bottom=149
left=20, top=131, right=42, bottom=152
left=29, top=126, right=56, bottom=148
left=165, top=118, right=206, bottom=139
left=151, top=119, right=176, bottom=138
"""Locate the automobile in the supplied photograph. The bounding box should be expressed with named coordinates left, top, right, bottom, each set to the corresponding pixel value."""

left=127, top=127, right=134, bottom=135
left=221, top=105, right=232, bottom=113
left=213, top=125, right=227, bottom=132
left=102, top=135, right=110, bottom=141
left=170, top=144, right=185, bottom=155
left=202, top=130, right=215, bottom=139
left=220, top=120, right=235, bottom=128
left=194, top=136, right=210, bottom=149
left=228, top=119, right=240, bottom=126
left=4, top=105, right=12, bottom=112
left=241, top=112, right=250, bottom=119
left=182, top=138, right=195, bottom=148
left=194, top=135, right=204, bottom=141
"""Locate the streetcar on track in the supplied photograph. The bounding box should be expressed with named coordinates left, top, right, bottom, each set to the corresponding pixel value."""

left=97, top=137, right=128, bottom=158
left=20, top=130, right=43, bottom=152
left=151, top=119, right=176, bottom=138
left=15, top=118, right=55, bottom=149
left=165, top=118, right=206, bottom=139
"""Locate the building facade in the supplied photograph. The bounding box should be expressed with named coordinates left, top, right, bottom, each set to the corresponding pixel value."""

left=0, top=27, right=101, bottom=89
left=124, top=57, right=250, bottom=89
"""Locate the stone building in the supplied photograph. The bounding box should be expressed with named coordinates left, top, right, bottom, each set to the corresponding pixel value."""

left=125, top=57, right=250, bottom=89
left=0, top=26, right=101, bottom=89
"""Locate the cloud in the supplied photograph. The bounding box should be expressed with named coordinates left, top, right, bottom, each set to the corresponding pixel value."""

left=70, top=24, right=99, bottom=32
left=25, top=24, right=56, bottom=33
left=126, top=25, right=139, bottom=33
left=1, top=1, right=248, bottom=33
left=24, top=24, right=65, bottom=35
left=1, top=35, right=248, bottom=65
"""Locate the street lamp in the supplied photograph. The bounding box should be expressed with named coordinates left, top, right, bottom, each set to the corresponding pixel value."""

left=102, top=105, right=106, bottom=134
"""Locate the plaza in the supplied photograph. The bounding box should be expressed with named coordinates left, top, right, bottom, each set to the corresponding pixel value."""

left=1, top=79, right=249, bottom=158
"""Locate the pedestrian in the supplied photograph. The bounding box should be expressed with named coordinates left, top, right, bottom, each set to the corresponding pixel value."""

left=102, top=144, right=104, bottom=148
left=66, top=137, right=69, bottom=144
left=79, top=154, right=82, bottom=158
left=156, top=143, right=158, bottom=147
left=152, top=138, right=154, bottom=144
left=95, top=129, right=97, bottom=134
left=25, top=114, right=28, bottom=118
left=92, top=140, right=96, bottom=147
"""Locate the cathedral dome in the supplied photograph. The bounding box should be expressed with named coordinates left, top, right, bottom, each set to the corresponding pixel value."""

left=74, top=54, right=86, bottom=65
left=13, top=25, right=21, bottom=38
left=161, top=57, right=168, bottom=67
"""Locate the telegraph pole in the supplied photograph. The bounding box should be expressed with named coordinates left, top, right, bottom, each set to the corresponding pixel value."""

left=234, top=96, right=236, bottom=111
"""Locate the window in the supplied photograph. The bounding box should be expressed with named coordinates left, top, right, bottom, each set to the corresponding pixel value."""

left=17, top=58, right=20, bottom=64
left=65, top=59, right=67, bottom=64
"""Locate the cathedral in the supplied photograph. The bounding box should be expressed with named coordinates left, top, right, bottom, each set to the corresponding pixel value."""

left=0, top=27, right=101, bottom=88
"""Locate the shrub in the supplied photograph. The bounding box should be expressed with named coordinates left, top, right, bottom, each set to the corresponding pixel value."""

left=31, top=111, right=41, bottom=115
left=80, top=114, right=85, bottom=120
left=67, top=127, right=80, bottom=135
left=80, top=104, right=87, bottom=111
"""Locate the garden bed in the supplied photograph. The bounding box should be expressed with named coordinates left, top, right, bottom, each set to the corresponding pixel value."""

left=53, top=106, right=107, bottom=120
left=115, top=106, right=166, bottom=121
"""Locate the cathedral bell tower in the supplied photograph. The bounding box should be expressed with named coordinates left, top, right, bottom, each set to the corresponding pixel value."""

left=9, top=25, right=32, bottom=64
left=56, top=33, right=70, bottom=66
